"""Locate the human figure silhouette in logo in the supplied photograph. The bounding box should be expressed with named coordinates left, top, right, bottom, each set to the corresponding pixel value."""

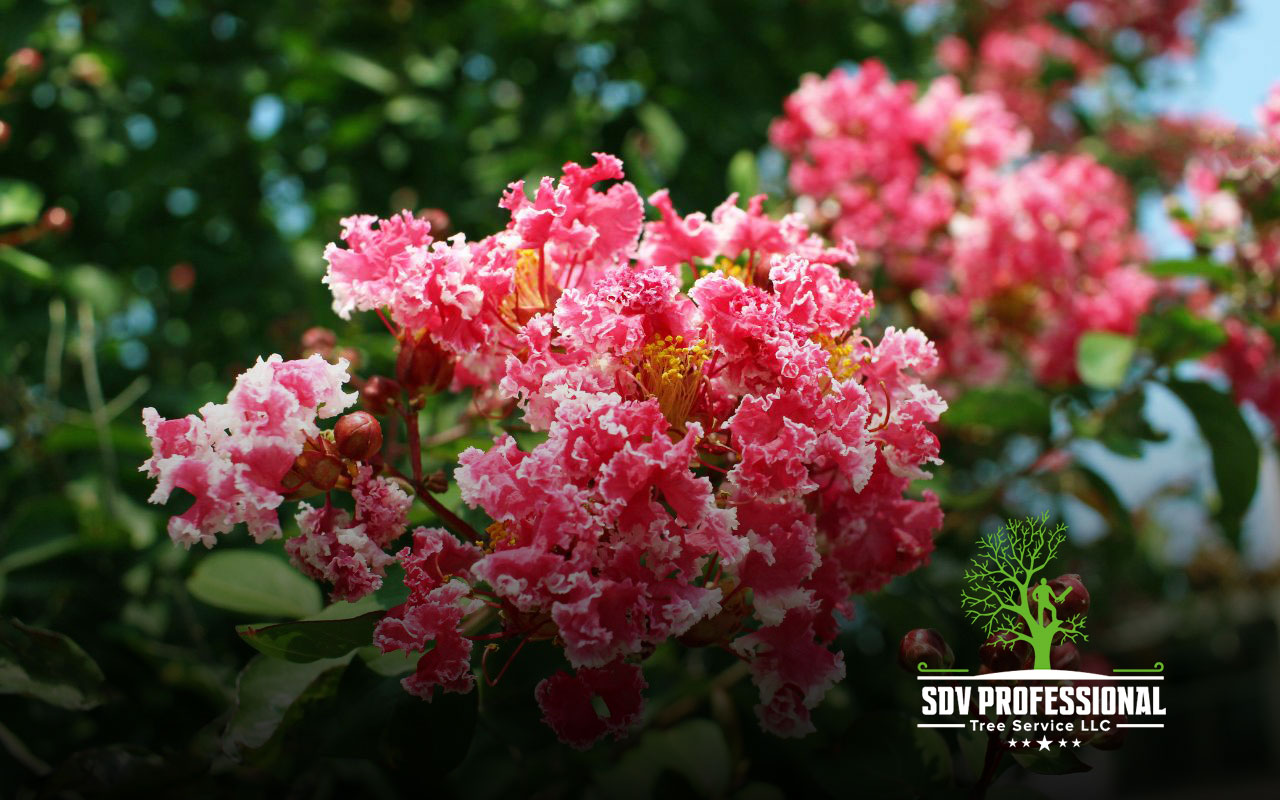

left=1031, top=578, right=1073, bottom=626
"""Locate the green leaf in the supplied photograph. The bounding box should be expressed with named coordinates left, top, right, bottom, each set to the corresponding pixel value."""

left=0, top=245, right=54, bottom=283
left=330, top=50, right=399, bottom=94
left=595, top=719, right=732, bottom=800
left=1076, top=332, right=1136, bottom=390
left=0, top=618, right=107, bottom=709
left=1145, top=258, right=1234, bottom=286
left=637, top=103, right=685, bottom=173
left=945, top=386, right=1051, bottom=434
left=1140, top=307, right=1227, bottom=363
left=187, top=551, right=322, bottom=619
left=1166, top=379, right=1260, bottom=545
left=224, top=654, right=351, bottom=754
left=237, top=611, right=383, bottom=662
left=727, top=149, right=760, bottom=198
left=0, top=179, right=43, bottom=226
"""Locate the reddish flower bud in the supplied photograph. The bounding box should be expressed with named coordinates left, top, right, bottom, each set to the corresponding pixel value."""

left=281, top=436, right=349, bottom=500
left=396, top=330, right=453, bottom=395
left=301, top=326, right=336, bottom=358
left=979, top=631, right=1033, bottom=672
left=360, top=375, right=400, bottom=415
left=42, top=206, right=71, bottom=234
left=419, top=207, right=452, bottom=237
left=6, top=48, right=43, bottom=80
left=334, top=411, right=382, bottom=462
left=1050, top=643, right=1081, bottom=671
left=897, top=628, right=955, bottom=673
left=0, top=120, right=11, bottom=148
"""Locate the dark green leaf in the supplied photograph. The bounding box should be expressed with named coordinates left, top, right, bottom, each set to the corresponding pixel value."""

left=224, top=655, right=351, bottom=753
left=945, top=386, right=1051, bottom=434
left=0, top=245, right=53, bottom=283
left=595, top=719, right=732, bottom=800
left=1145, top=258, right=1234, bottom=286
left=1140, top=307, right=1227, bottom=363
left=0, top=618, right=107, bottom=709
left=1166, top=379, right=1260, bottom=544
left=237, top=612, right=383, bottom=662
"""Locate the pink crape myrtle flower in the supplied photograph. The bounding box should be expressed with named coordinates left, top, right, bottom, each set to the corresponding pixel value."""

left=140, top=354, right=356, bottom=547
left=154, top=153, right=948, bottom=749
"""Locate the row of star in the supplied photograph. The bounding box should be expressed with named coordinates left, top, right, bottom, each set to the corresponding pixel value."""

left=1010, top=737, right=1084, bottom=751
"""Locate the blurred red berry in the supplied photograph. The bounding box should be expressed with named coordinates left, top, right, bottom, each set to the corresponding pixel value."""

left=42, top=206, right=72, bottom=234
left=6, top=48, right=43, bottom=80
left=168, top=262, right=196, bottom=292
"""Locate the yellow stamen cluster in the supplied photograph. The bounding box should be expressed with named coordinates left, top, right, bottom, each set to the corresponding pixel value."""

left=813, top=333, right=861, bottom=384
left=631, top=334, right=711, bottom=428
left=485, top=520, right=520, bottom=552
left=713, top=255, right=753, bottom=286
left=501, top=249, right=556, bottom=325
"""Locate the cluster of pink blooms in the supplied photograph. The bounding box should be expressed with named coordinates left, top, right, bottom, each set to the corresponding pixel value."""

left=1157, top=84, right=1280, bottom=431
left=141, top=355, right=417, bottom=600
left=913, top=0, right=1206, bottom=142
left=772, top=62, right=1154, bottom=385
left=142, top=153, right=947, bottom=746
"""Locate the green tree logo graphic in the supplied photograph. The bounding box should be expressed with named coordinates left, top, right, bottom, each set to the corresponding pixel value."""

left=961, top=513, right=1088, bottom=670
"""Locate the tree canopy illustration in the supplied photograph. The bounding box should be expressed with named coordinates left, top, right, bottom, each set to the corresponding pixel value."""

left=961, top=514, right=1088, bottom=670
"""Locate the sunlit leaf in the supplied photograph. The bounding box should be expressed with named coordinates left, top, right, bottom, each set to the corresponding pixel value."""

left=187, top=551, right=322, bottom=619
left=1076, top=332, right=1136, bottom=390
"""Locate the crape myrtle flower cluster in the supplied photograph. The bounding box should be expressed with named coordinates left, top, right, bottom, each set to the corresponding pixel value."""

left=772, top=61, right=1155, bottom=386
left=141, top=154, right=947, bottom=746
left=906, top=0, right=1207, bottom=143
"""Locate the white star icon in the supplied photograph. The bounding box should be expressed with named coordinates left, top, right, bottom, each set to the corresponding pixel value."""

left=1071, top=739, right=1082, bottom=748
left=1022, top=739, right=1033, bottom=748
left=1058, top=739, right=1068, bottom=748
left=1037, top=737, right=1052, bottom=751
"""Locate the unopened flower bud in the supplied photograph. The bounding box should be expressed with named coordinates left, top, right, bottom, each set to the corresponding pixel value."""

left=361, top=375, right=400, bottom=415
left=396, top=330, right=453, bottom=395
left=979, top=631, right=1033, bottom=672
left=897, top=628, right=955, bottom=673
left=301, top=326, right=336, bottom=358
left=334, top=411, right=382, bottom=462
left=0, top=120, right=10, bottom=148
left=1050, top=643, right=1081, bottom=671
left=6, top=48, right=43, bottom=81
left=419, top=207, right=451, bottom=237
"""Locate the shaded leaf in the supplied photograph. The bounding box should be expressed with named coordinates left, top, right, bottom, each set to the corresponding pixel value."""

left=595, top=719, right=732, bottom=800
left=945, top=386, right=1051, bottom=434
left=727, top=149, right=760, bottom=198
left=1166, top=379, right=1260, bottom=545
left=237, top=611, right=383, bottom=662
left=1140, top=307, right=1226, bottom=363
left=224, top=655, right=350, bottom=754
left=0, top=245, right=54, bottom=283
left=0, top=618, right=107, bottom=709
left=187, top=551, right=322, bottom=619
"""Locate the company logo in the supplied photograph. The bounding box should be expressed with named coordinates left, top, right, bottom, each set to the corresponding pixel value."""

left=910, top=513, right=1165, bottom=753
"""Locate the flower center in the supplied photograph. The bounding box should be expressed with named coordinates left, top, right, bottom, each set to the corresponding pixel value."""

left=631, top=334, right=711, bottom=428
